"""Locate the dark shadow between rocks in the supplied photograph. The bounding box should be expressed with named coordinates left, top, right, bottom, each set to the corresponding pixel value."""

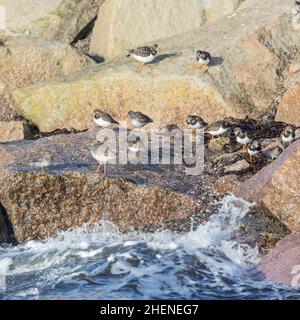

left=0, top=202, right=17, bottom=245
left=209, top=56, right=224, bottom=67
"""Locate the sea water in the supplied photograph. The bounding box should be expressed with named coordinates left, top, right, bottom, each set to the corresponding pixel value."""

left=0, top=195, right=300, bottom=300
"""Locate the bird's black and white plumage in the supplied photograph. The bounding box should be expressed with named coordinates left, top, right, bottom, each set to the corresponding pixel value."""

left=262, top=145, right=283, bottom=161
left=127, top=44, right=158, bottom=64
left=281, top=125, right=296, bottom=145
left=93, top=110, right=119, bottom=128
left=186, top=115, right=208, bottom=129
left=196, top=50, right=211, bottom=66
left=205, top=120, right=231, bottom=137
left=247, top=140, right=262, bottom=157
left=295, top=1, right=300, bottom=13
left=128, top=111, right=153, bottom=128
left=234, top=127, right=253, bottom=146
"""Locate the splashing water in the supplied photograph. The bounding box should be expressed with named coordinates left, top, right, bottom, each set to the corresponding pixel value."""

left=0, top=195, right=299, bottom=300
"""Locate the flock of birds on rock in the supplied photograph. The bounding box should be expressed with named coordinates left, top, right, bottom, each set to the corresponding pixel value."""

left=90, top=107, right=299, bottom=176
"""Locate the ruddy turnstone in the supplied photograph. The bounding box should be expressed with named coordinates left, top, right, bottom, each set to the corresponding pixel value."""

left=93, top=110, right=119, bottom=128
left=127, top=44, right=158, bottom=67
left=262, top=145, right=283, bottom=161
left=281, top=125, right=296, bottom=145
left=127, top=134, right=146, bottom=157
left=234, top=127, right=253, bottom=150
left=196, top=50, right=211, bottom=72
left=128, top=111, right=153, bottom=129
left=205, top=120, right=231, bottom=138
left=20, top=152, right=53, bottom=169
left=90, top=140, right=116, bottom=176
left=247, top=140, right=262, bottom=162
left=186, top=115, right=208, bottom=129
left=295, top=1, right=300, bottom=13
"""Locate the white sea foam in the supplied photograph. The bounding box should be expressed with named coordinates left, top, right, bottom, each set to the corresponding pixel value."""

left=0, top=195, right=275, bottom=299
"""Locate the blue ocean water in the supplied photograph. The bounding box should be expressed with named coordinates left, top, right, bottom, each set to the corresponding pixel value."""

left=0, top=196, right=299, bottom=300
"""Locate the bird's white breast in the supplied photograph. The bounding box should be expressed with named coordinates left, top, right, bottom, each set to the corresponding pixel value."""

left=248, top=149, right=259, bottom=156
left=282, top=135, right=294, bottom=143
left=198, top=58, right=209, bottom=65
left=237, top=136, right=252, bottom=145
left=132, top=54, right=155, bottom=64
left=208, top=127, right=228, bottom=136
left=131, top=119, right=144, bottom=128
left=94, top=117, right=112, bottom=128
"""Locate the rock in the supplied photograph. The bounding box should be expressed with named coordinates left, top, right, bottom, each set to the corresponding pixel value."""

left=234, top=140, right=300, bottom=232
left=276, top=73, right=300, bottom=126
left=0, top=35, right=93, bottom=121
left=256, top=231, right=300, bottom=286
left=13, top=0, right=300, bottom=133
left=0, top=121, right=28, bottom=142
left=288, top=63, right=300, bottom=74
left=90, top=0, right=240, bottom=60
left=207, top=138, right=226, bottom=151
left=224, top=159, right=250, bottom=173
left=0, top=129, right=206, bottom=243
left=213, top=174, right=241, bottom=196
left=0, top=0, right=104, bottom=43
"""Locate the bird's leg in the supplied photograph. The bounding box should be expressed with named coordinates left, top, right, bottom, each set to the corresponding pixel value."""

left=96, top=162, right=102, bottom=173
left=242, top=144, right=247, bottom=151
left=104, top=161, right=108, bottom=177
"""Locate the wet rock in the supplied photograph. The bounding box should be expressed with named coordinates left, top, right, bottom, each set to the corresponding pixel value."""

left=13, top=0, right=300, bottom=133
left=224, top=159, right=250, bottom=173
left=0, top=0, right=104, bottom=44
left=234, top=140, right=300, bottom=232
left=0, top=121, right=28, bottom=142
left=90, top=0, right=240, bottom=60
left=276, top=72, right=300, bottom=126
left=256, top=231, right=300, bottom=286
left=213, top=174, right=241, bottom=196
left=0, top=35, right=93, bottom=121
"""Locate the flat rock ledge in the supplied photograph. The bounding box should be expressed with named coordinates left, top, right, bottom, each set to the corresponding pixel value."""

left=0, top=129, right=206, bottom=243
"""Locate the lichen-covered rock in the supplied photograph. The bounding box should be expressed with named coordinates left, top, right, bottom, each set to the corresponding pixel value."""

left=235, top=140, right=300, bottom=232
left=13, top=0, right=300, bottom=133
left=0, top=0, right=104, bottom=43
left=0, top=35, right=93, bottom=121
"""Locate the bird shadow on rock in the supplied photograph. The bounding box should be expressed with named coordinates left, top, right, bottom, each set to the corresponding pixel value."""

left=209, top=56, right=224, bottom=67
left=152, top=53, right=178, bottom=64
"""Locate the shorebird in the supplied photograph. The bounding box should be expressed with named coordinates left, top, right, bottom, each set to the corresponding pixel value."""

left=234, top=127, right=253, bottom=150
left=262, top=145, right=283, bottom=161
left=247, top=140, right=262, bottom=163
left=186, top=115, right=208, bottom=129
left=196, top=50, right=211, bottom=72
left=295, top=1, right=300, bottom=13
left=128, top=111, right=153, bottom=129
left=205, top=120, right=231, bottom=139
left=281, top=125, right=296, bottom=146
left=90, top=140, right=116, bottom=177
left=26, top=152, right=53, bottom=169
left=127, top=44, right=158, bottom=70
left=93, top=110, right=119, bottom=128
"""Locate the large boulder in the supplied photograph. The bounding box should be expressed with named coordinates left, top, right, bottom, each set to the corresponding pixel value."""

left=0, top=0, right=104, bottom=43
left=235, top=140, right=300, bottom=232
left=0, top=35, right=92, bottom=121
left=90, top=0, right=240, bottom=60
left=0, top=129, right=205, bottom=243
left=256, top=231, right=300, bottom=286
left=13, top=0, right=300, bottom=133
left=275, top=72, right=300, bottom=126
